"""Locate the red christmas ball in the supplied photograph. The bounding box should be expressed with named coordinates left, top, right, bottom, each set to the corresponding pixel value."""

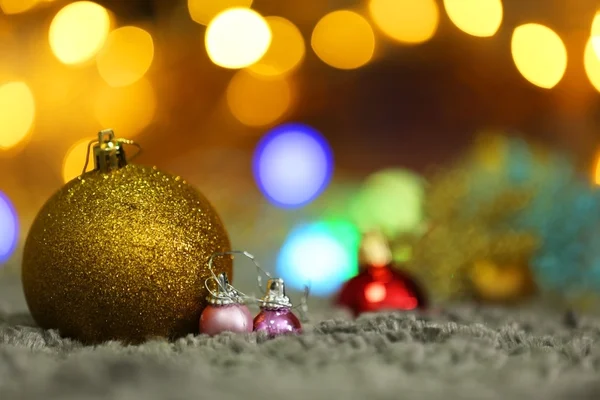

left=335, top=264, right=427, bottom=316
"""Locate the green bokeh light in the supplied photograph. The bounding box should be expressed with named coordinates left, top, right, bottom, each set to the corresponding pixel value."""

left=349, top=169, right=425, bottom=238
left=323, top=218, right=362, bottom=279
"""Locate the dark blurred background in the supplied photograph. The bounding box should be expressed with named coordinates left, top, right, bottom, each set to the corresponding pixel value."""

left=2, top=0, right=600, bottom=301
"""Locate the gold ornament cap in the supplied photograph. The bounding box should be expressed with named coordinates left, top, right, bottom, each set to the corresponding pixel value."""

left=84, top=129, right=141, bottom=174
left=94, top=129, right=127, bottom=172
left=358, top=230, right=392, bottom=267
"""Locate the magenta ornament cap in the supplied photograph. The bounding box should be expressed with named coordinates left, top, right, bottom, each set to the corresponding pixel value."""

left=253, top=278, right=302, bottom=336
left=199, top=273, right=253, bottom=336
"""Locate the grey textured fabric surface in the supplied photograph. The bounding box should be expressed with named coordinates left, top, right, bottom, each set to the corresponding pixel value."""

left=1, top=275, right=600, bottom=400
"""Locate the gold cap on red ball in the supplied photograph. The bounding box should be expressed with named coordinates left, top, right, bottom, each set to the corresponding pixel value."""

left=358, top=230, right=392, bottom=267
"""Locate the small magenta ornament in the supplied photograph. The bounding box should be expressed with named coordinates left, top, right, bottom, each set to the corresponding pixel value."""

left=253, top=278, right=302, bottom=336
left=199, top=272, right=253, bottom=336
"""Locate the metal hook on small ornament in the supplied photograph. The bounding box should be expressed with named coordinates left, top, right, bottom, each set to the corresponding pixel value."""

left=297, top=284, right=311, bottom=323
left=205, top=250, right=258, bottom=303
left=248, top=251, right=269, bottom=296
left=251, top=255, right=310, bottom=320
left=199, top=251, right=256, bottom=336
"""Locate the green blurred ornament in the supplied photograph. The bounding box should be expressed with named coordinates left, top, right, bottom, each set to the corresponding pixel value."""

left=407, top=169, right=538, bottom=302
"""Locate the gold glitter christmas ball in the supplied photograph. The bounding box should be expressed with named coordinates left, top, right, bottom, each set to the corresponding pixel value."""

left=22, top=164, right=231, bottom=344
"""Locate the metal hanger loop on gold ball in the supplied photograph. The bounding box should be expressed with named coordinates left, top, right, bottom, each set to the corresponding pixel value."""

left=82, top=128, right=143, bottom=175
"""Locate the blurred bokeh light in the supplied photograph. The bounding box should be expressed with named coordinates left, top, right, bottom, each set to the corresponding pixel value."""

left=49, top=1, right=111, bottom=65
left=443, top=0, right=503, bottom=38
left=0, top=0, right=38, bottom=14
left=277, top=220, right=360, bottom=296
left=510, top=23, right=567, bottom=89
left=594, top=150, right=600, bottom=185
left=311, top=10, right=375, bottom=70
left=62, top=138, right=94, bottom=183
left=0, top=191, right=18, bottom=264
left=591, top=12, right=600, bottom=58
left=368, top=0, right=439, bottom=44
left=253, top=123, right=333, bottom=208
left=188, top=0, right=253, bottom=26
left=93, top=78, right=156, bottom=137
left=0, top=82, right=36, bottom=150
left=349, top=169, right=425, bottom=237
left=584, top=37, right=600, bottom=93
left=226, top=70, right=293, bottom=127
left=205, top=7, right=272, bottom=69
left=248, top=16, right=305, bottom=77
left=29, top=54, right=86, bottom=112
left=96, top=26, right=154, bottom=87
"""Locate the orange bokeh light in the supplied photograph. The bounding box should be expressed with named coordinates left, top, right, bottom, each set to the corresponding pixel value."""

left=594, top=153, right=600, bottom=185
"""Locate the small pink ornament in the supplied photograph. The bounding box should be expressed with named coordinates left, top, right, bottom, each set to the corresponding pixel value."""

left=253, top=278, right=302, bottom=336
left=199, top=273, right=253, bottom=336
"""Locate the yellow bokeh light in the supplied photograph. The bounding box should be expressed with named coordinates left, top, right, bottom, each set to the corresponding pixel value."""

left=510, top=24, right=567, bottom=89
left=584, top=38, right=600, bottom=93
left=96, top=26, right=155, bottom=87
left=368, top=0, right=439, bottom=44
left=205, top=7, right=272, bottom=69
left=0, top=0, right=38, bottom=14
left=188, top=0, right=252, bottom=26
left=248, top=16, right=305, bottom=77
left=591, top=12, right=600, bottom=59
left=443, top=0, right=503, bottom=37
left=93, top=78, right=157, bottom=137
left=311, top=10, right=375, bottom=70
left=62, top=138, right=95, bottom=183
left=49, top=1, right=111, bottom=65
left=226, top=70, right=292, bottom=127
left=595, top=153, right=600, bottom=185
left=593, top=147, right=600, bottom=185
left=0, top=82, right=35, bottom=150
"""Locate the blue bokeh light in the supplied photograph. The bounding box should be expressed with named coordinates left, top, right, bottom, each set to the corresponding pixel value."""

left=253, top=123, right=333, bottom=208
left=276, top=220, right=360, bottom=297
left=0, top=191, right=18, bottom=264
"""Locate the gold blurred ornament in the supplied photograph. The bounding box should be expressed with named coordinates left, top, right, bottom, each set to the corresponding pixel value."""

left=470, top=259, right=536, bottom=303
left=406, top=166, right=538, bottom=302
left=471, top=131, right=507, bottom=173
left=22, top=129, right=231, bottom=344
